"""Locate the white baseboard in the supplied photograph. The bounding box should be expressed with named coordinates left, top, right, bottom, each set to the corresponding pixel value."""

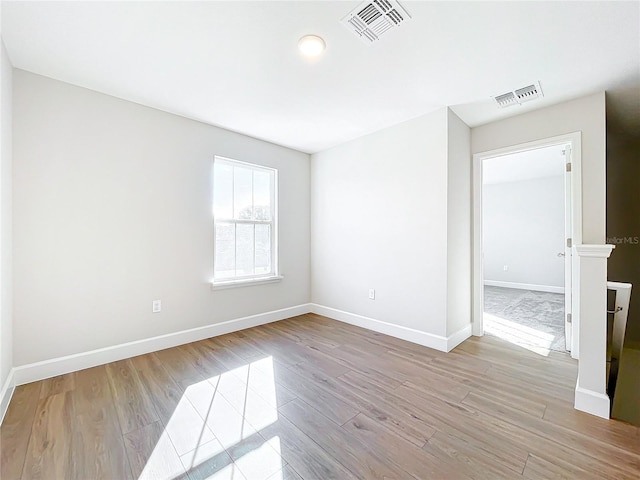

left=574, top=385, right=610, bottom=419
left=0, top=369, right=15, bottom=425
left=12, top=304, right=311, bottom=387
left=484, top=280, right=564, bottom=294
left=447, top=324, right=473, bottom=351
left=310, top=304, right=471, bottom=353
left=9, top=301, right=475, bottom=394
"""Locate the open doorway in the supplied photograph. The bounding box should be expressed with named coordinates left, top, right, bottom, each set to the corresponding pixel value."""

left=473, top=133, right=582, bottom=357
left=483, top=145, right=567, bottom=354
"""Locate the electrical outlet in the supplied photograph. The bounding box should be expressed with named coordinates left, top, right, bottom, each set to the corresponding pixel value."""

left=152, top=300, right=162, bottom=313
left=503, top=265, right=509, bottom=271
left=368, top=289, right=375, bottom=300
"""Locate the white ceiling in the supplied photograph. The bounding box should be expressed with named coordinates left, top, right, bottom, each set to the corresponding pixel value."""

left=2, top=1, right=639, bottom=154
left=483, top=144, right=566, bottom=185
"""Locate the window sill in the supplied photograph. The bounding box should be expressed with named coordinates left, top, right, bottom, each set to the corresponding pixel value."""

left=210, top=275, right=284, bottom=291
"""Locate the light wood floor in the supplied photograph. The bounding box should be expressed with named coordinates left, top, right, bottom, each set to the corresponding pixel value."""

left=2, top=314, right=639, bottom=480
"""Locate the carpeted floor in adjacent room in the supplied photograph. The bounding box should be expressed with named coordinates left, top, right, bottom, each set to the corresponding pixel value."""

left=484, top=285, right=566, bottom=353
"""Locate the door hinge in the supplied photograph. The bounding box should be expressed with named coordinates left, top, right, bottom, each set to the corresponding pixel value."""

left=566, top=162, right=572, bottom=172
left=567, top=313, right=572, bottom=324
left=567, top=238, right=572, bottom=248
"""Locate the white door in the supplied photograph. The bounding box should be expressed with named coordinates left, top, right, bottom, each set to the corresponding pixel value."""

left=563, top=145, right=573, bottom=352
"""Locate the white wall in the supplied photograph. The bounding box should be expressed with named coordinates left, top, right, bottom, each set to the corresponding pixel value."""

left=311, top=109, right=449, bottom=336
left=483, top=175, right=565, bottom=288
left=472, top=92, right=606, bottom=244
left=446, top=109, right=471, bottom=336
left=0, top=40, right=13, bottom=392
left=311, top=108, right=471, bottom=347
left=13, top=70, right=310, bottom=366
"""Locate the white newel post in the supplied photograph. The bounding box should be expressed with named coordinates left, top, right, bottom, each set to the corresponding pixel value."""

left=573, top=244, right=615, bottom=419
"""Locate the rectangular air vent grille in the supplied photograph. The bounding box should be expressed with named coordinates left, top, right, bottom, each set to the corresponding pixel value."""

left=494, top=92, right=518, bottom=108
left=515, top=84, right=541, bottom=102
left=493, top=82, right=544, bottom=108
left=342, top=0, right=411, bottom=44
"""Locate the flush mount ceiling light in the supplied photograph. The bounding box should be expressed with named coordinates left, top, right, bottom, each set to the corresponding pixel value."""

left=298, top=35, right=326, bottom=57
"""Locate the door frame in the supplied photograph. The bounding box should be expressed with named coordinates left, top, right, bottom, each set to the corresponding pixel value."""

left=472, top=132, right=582, bottom=357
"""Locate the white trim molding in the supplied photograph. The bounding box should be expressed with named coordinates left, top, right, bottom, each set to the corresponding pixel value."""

left=0, top=369, right=15, bottom=425
left=446, top=324, right=473, bottom=352
left=211, top=275, right=284, bottom=290
left=484, top=280, right=564, bottom=294
left=12, top=304, right=311, bottom=386
left=310, top=304, right=471, bottom=353
left=572, top=244, right=615, bottom=419
left=472, top=132, right=582, bottom=340
left=7, top=302, right=477, bottom=398
left=574, top=244, right=615, bottom=258
left=574, top=385, right=611, bottom=420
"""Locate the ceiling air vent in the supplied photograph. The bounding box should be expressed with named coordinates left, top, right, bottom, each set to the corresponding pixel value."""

left=493, top=82, right=544, bottom=108
left=342, top=0, right=412, bottom=45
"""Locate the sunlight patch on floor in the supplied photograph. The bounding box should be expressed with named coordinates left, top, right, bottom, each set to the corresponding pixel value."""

left=179, top=437, right=242, bottom=480
left=138, top=428, right=187, bottom=480
left=484, top=312, right=554, bottom=356
left=141, top=355, right=284, bottom=480
left=234, top=436, right=283, bottom=480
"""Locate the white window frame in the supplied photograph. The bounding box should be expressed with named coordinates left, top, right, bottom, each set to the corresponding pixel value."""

left=212, top=155, right=281, bottom=289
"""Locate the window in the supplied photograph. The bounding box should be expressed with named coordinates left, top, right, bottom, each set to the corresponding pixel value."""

left=212, top=156, right=279, bottom=286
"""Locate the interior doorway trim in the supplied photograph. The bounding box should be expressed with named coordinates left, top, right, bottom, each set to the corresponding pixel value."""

left=472, top=132, right=583, bottom=356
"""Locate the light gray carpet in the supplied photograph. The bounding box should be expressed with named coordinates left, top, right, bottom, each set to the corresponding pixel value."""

left=484, top=286, right=566, bottom=352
